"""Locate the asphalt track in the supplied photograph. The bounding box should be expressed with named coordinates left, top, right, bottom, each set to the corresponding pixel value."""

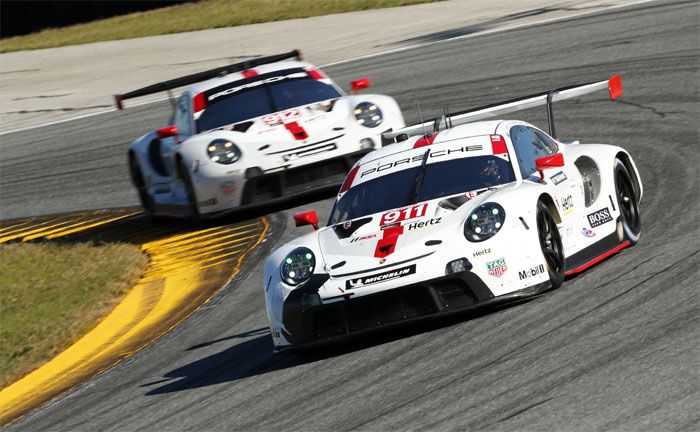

left=2, top=0, right=699, bottom=429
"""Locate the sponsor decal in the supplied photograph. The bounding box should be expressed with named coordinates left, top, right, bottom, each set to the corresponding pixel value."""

left=346, top=264, right=416, bottom=289
left=261, top=109, right=301, bottom=125
left=561, top=194, right=574, bottom=214
left=407, top=217, right=441, bottom=231
left=349, top=234, right=377, bottom=243
left=199, top=198, right=217, bottom=207
left=380, top=203, right=427, bottom=226
left=587, top=207, right=613, bottom=228
left=487, top=258, right=507, bottom=277
left=550, top=171, right=568, bottom=185
left=518, top=264, right=546, bottom=280
left=563, top=226, right=574, bottom=238
left=333, top=217, right=372, bottom=239
left=360, top=145, right=483, bottom=178
left=472, top=248, right=491, bottom=258
left=465, top=190, right=480, bottom=199
left=219, top=181, right=236, bottom=196
left=582, top=227, right=596, bottom=238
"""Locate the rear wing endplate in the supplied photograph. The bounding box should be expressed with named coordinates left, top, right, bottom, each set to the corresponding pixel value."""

left=113, top=49, right=303, bottom=109
left=383, top=74, right=623, bottom=141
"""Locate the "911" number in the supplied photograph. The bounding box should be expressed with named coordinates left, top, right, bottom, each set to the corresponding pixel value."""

left=380, top=203, right=427, bottom=225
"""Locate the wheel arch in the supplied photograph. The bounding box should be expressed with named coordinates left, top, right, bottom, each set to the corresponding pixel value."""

left=128, top=150, right=143, bottom=187
left=615, top=151, right=643, bottom=203
left=537, top=193, right=562, bottom=224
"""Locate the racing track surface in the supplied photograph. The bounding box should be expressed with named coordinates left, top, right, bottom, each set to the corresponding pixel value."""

left=2, top=0, right=698, bottom=429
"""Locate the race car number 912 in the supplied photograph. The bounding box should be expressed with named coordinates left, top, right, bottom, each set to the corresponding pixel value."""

left=380, top=203, right=427, bottom=225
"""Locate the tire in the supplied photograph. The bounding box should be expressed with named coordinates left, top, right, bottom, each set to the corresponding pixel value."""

left=614, top=158, right=641, bottom=245
left=536, top=201, right=565, bottom=289
left=178, top=160, right=201, bottom=224
left=130, top=157, right=156, bottom=219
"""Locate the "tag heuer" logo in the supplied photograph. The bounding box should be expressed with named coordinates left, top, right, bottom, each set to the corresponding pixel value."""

left=487, top=258, right=507, bottom=277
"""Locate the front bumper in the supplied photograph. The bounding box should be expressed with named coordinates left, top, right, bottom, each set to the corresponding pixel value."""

left=281, top=270, right=503, bottom=348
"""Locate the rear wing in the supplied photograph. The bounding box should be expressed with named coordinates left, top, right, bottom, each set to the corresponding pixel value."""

left=113, top=49, right=303, bottom=109
left=383, top=74, right=623, bottom=141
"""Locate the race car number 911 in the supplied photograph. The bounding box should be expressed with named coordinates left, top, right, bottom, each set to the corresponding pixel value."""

left=380, top=203, right=427, bottom=225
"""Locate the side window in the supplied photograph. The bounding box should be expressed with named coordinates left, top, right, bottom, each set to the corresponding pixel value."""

left=510, top=125, right=556, bottom=179
left=172, top=95, right=192, bottom=137
left=532, top=128, right=559, bottom=154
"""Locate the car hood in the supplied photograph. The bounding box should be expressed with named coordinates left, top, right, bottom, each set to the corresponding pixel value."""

left=211, top=98, right=357, bottom=153
left=318, top=189, right=497, bottom=275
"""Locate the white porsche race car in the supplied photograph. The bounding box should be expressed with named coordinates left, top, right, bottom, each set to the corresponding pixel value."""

left=263, top=74, right=642, bottom=350
left=116, top=50, right=405, bottom=220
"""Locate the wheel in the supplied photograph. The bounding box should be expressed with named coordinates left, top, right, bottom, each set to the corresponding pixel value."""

left=614, top=158, right=641, bottom=245
left=178, top=160, right=201, bottom=224
left=130, top=157, right=156, bottom=219
left=536, top=201, right=565, bottom=289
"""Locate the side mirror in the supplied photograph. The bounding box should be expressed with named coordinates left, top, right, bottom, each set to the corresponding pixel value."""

left=293, top=210, right=319, bottom=230
left=350, top=77, right=371, bottom=94
left=156, top=125, right=178, bottom=139
left=535, top=153, right=565, bottom=182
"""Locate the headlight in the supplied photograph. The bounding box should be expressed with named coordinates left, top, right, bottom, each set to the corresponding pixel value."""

left=280, top=247, right=316, bottom=285
left=207, top=139, right=240, bottom=164
left=353, top=102, right=383, bottom=128
left=464, top=203, right=506, bottom=242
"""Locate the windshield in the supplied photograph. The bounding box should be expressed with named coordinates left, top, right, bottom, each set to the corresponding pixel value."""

left=329, top=156, right=515, bottom=225
left=196, top=78, right=341, bottom=132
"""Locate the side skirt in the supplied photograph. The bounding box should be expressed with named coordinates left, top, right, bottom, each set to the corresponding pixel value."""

left=564, top=230, right=630, bottom=276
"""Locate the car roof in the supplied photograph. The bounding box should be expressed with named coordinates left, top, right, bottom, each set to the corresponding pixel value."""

left=187, top=60, right=318, bottom=95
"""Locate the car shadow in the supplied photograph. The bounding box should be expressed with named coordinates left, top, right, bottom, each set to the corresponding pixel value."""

left=142, top=299, right=532, bottom=396
left=0, top=184, right=337, bottom=248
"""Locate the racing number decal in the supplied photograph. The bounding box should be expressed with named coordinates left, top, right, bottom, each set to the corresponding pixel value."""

left=262, top=110, right=301, bottom=125
left=380, top=203, right=427, bottom=226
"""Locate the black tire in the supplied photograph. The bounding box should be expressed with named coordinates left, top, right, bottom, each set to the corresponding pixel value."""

left=614, top=158, right=641, bottom=245
left=178, top=160, right=201, bottom=224
left=536, top=201, right=565, bottom=289
left=130, top=157, right=156, bottom=219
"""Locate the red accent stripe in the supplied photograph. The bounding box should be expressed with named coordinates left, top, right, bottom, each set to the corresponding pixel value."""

left=564, top=240, right=631, bottom=276
left=284, top=121, right=309, bottom=140
left=340, top=165, right=359, bottom=193
left=413, top=132, right=439, bottom=148
left=374, top=225, right=404, bottom=258
left=193, top=92, right=206, bottom=113
left=242, top=69, right=258, bottom=78
left=490, top=134, right=507, bottom=155
left=307, top=69, right=324, bottom=80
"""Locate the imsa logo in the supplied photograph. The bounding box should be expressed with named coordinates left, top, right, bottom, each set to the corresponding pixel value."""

left=587, top=207, right=613, bottom=228
left=346, top=264, right=416, bottom=289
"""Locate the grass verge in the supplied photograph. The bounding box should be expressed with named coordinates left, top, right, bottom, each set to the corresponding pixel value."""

left=0, top=242, right=147, bottom=389
left=0, top=0, right=438, bottom=53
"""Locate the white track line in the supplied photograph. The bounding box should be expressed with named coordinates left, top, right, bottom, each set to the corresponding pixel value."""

left=0, top=0, right=658, bottom=137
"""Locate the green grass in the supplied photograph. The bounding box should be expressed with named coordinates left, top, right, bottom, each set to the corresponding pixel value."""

left=0, top=0, right=438, bottom=53
left=0, top=242, right=147, bottom=388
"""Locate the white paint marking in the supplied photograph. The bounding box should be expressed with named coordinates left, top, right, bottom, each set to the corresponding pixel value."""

left=0, top=0, right=658, bottom=137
